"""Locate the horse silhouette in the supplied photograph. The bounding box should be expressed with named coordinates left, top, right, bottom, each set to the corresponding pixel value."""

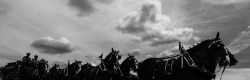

left=77, top=62, right=95, bottom=80
left=79, top=48, right=122, bottom=80
left=18, top=60, right=39, bottom=80
left=34, top=59, right=49, bottom=80
left=66, top=60, right=82, bottom=79
left=137, top=32, right=238, bottom=80
left=49, top=64, right=66, bottom=80
left=118, top=54, right=139, bottom=80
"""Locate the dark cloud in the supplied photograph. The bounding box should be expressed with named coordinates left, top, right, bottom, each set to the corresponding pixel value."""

left=95, top=0, right=114, bottom=4
left=31, top=37, right=75, bottom=55
left=68, top=0, right=96, bottom=16
left=116, top=1, right=194, bottom=46
left=0, top=1, right=12, bottom=15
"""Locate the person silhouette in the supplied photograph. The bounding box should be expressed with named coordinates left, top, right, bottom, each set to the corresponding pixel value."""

left=22, top=53, right=31, bottom=65
left=32, top=55, right=39, bottom=64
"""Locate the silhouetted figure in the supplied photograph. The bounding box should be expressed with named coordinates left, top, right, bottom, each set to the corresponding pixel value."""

left=32, top=55, right=39, bottom=64
left=22, top=53, right=31, bottom=63
left=22, top=53, right=32, bottom=68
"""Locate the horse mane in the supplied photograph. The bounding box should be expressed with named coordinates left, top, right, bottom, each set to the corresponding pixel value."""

left=186, top=39, right=212, bottom=54
left=104, top=52, right=113, bottom=61
left=120, top=57, right=131, bottom=66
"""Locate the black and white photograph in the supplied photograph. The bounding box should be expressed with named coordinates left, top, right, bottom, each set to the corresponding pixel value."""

left=0, top=0, right=249, bottom=80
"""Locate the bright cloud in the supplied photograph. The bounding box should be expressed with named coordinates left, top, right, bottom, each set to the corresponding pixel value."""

left=228, top=26, right=250, bottom=54
left=116, top=0, right=194, bottom=46
left=121, top=49, right=141, bottom=56
left=31, top=37, right=75, bottom=55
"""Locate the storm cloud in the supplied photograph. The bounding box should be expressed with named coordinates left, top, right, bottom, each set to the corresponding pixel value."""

left=31, top=37, right=75, bottom=55
left=116, top=1, right=194, bottom=46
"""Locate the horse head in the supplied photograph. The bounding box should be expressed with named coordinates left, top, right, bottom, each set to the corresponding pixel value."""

left=187, top=32, right=238, bottom=79
left=119, top=54, right=139, bottom=77
left=69, top=60, right=82, bottom=72
left=127, top=54, right=138, bottom=72
left=105, top=48, right=121, bottom=61
left=206, top=32, right=238, bottom=67
left=102, top=48, right=121, bottom=70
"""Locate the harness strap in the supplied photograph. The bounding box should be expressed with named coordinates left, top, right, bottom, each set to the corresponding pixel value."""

left=164, top=59, right=174, bottom=76
left=164, top=60, right=169, bottom=75
left=181, top=54, right=184, bottom=69
left=182, top=46, right=210, bottom=73
left=182, top=47, right=196, bottom=68
left=215, top=66, right=222, bottom=73
left=100, top=60, right=107, bottom=71
left=170, top=60, right=174, bottom=75
left=179, top=42, right=184, bottom=69
left=115, top=62, right=124, bottom=76
left=220, top=66, right=226, bottom=80
left=90, top=68, right=95, bottom=76
left=95, top=67, right=100, bottom=76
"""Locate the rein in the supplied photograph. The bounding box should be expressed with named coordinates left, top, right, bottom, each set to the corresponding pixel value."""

left=180, top=40, right=230, bottom=80
left=180, top=42, right=226, bottom=78
left=180, top=46, right=206, bottom=72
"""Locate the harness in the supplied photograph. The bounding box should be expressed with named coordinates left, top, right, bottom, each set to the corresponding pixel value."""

left=164, top=59, right=174, bottom=76
left=180, top=43, right=230, bottom=80
left=181, top=46, right=216, bottom=75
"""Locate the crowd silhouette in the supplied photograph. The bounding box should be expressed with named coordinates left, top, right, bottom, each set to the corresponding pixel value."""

left=0, top=32, right=238, bottom=80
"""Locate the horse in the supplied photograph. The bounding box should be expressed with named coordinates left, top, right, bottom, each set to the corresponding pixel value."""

left=77, top=62, right=95, bottom=80
left=18, top=60, right=39, bottom=80
left=81, top=48, right=122, bottom=80
left=137, top=32, right=238, bottom=80
left=118, top=54, right=139, bottom=80
left=49, top=64, right=66, bottom=80
left=37, top=59, right=49, bottom=80
left=0, top=60, right=22, bottom=80
left=66, top=60, right=82, bottom=79
left=97, top=48, right=122, bottom=80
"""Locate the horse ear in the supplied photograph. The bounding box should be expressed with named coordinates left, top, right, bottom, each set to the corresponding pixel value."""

left=128, top=53, right=131, bottom=57
left=112, top=48, right=114, bottom=52
left=216, top=32, right=220, bottom=39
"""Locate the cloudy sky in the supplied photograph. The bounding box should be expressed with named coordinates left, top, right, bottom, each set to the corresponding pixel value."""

left=0, top=0, right=250, bottom=70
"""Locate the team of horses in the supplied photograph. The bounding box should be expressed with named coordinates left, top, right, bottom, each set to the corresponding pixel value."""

left=0, top=33, right=238, bottom=80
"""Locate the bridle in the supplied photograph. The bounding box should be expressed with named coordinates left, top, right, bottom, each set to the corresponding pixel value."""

left=180, top=39, right=231, bottom=80
left=204, top=39, right=231, bottom=80
left=128, top=56, right=139, bottom=70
